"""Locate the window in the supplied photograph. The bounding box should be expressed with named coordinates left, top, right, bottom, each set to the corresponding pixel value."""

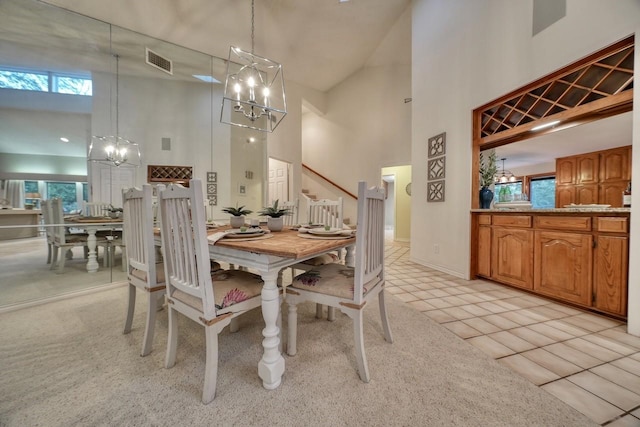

left=24, top=181, right=39, bottom=194
left=0, top=68, right=92, bottom=95
left=530, top=177, right=556, bottom=208
left=46, top=182, right=79, bottom=213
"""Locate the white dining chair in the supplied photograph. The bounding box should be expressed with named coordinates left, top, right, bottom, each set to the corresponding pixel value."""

left=286, top=181, right=393, bottom=382
left=122, top=184, right=166, bottom=356
left=40, top=199, right=54, bottom=264
left=158, top=179, right=265, bottom=404
left=83, top=201, right=111, bottom=217
left=281, top=199, right=299, bottom=227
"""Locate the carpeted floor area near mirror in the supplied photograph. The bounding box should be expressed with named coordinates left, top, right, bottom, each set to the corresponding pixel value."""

left=0, top=284, right=595, bottom=426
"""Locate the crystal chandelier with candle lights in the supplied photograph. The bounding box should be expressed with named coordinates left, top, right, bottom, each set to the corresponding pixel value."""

left=220, top=0, right=286, bottom=132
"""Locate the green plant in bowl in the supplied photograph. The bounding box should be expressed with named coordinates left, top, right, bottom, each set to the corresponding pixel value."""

left=257, top=199, right=291, bottom=218
left=221, top=204, right=252, bottom=216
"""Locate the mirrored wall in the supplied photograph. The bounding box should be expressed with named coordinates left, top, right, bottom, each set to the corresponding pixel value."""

left=0, top=0, right=266, bottom=309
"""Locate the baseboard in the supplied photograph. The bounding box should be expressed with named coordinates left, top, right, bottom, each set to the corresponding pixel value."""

left=0, top=281, right=128, bottom=314
left=408, top=256, right=467, bottom=280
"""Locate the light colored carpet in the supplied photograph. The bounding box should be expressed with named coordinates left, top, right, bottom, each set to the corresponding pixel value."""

left=0, top=285, right=596, bottom=426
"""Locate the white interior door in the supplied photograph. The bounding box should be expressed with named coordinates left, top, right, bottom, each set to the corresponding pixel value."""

left=268, top=157, right=290, bottom=205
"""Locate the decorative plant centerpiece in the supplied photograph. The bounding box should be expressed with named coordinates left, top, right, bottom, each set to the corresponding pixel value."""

left=222, top=203, right=253, bottom=228
left=258, top=199, right=291, bottom=231
left=479, top=150, right=497, bottom=209
left=105, top=204, right=124, bottom=219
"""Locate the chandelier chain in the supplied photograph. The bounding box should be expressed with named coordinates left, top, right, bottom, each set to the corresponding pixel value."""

left=251, top=0, right=255, bottom=54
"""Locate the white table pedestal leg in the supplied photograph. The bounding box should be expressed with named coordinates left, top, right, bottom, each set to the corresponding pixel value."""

left=86, top=228, right=99, bottom=273
left=257, top=270, right=285, bottom=389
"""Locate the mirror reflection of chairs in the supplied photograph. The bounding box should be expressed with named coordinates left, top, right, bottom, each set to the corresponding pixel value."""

left=286, top=181, right=393, bottom=382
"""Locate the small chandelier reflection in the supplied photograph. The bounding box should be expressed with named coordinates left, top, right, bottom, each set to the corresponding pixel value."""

left=220, top=0, right=287, bottom=133
left=88, top=54, right=141, bottom=167
left=495, top=158, right=516, bottom=183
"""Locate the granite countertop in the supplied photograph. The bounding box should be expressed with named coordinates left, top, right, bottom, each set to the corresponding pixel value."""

left=471, top=207, right=631, bottom=213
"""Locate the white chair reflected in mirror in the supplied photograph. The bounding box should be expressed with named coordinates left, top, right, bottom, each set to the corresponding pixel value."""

left=82, top=201, right=111, bottom=217
left=286, top=181, right=393, bottom=382
left=122, top=184, right=166, bottom=356
left=158, top=179, right=264, bottom=404
left=40, top=199, right=54, bottom=264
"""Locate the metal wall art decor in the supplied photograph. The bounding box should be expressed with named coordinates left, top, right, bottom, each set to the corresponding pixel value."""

left=207, top=171, right=218, bottom=205
left=427, top=132, right=446, bottom=202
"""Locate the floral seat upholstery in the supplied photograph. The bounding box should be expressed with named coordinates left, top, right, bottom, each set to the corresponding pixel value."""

left=291, top=263, right=376, bottom=299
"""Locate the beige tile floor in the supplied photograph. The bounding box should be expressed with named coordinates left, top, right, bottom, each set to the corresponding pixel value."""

left=385, top=241, right=640, bottom=427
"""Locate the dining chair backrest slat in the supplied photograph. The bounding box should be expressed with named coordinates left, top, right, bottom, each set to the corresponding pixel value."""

left=83, top=201, right=110, bottom=217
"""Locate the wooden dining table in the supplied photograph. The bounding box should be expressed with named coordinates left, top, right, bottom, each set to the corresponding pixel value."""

left=65, top=216, right=123, bottom=273
left=207, top=226, right=356, bottom=390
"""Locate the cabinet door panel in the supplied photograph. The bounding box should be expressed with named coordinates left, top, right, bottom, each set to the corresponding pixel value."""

left=594, top=235, right=628, bottom=316
left=599, top=182, right=626, bottom=207
left=576, top=184, right=598, bottom=205
left=491, top=228, right=533, bottom=289
left=556, top=158, right=576, bottom=185
left=576, top=154, right=599, bottom=184
left=534, top=231, right=592, bottom=306
left=556, top=185, right=575, bottom=208
left=477, top=226, right=491, bottom=277
left=600, top=147, right=630, bottom=182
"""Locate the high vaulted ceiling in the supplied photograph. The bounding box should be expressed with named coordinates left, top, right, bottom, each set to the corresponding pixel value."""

left=42, top=0, right=412, bottom=92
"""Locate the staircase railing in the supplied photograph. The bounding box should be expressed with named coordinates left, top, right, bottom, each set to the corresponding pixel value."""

left=302, top=163, right=357, bottom=200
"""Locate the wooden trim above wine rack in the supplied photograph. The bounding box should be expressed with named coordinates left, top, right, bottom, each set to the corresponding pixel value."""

left=474, top=35, right=634, bottom=150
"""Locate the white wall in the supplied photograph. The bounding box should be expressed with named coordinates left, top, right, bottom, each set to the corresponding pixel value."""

left=412, top=0, right=640, bottom=333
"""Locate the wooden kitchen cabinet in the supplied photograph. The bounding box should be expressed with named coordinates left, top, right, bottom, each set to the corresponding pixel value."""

left=491, top=227, right=533, bottom=290
left=576, top=153, right=600, bottom=184
left=477, top=224, right=491, bottom=277
left=600, top=146, right=631, bottom=182
left=599, top=182, right=627, bottom=207
left=471, top=211, right=629, bottom=318
left=556, top=157, right=576, bottom=185
left=555, top=146, right=631, bottom=207
left=576, top=184, right=599, bottom=205
left=534, top=231, right=592, bottom=306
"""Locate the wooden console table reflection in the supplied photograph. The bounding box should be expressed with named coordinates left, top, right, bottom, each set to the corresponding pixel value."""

left=65, top=216, right=123, bottom=273
left=0, top=209, right=41, bottom=241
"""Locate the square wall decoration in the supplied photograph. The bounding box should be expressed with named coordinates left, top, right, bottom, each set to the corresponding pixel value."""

left=427, top=180, right=445, bottom=202
left=427, top=132, right=446, bottom=158
left=426, top=132, right=446, bottom=202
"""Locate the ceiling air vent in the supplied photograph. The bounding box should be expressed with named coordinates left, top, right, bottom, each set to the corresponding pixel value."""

left=145, top=48, right=173, bottom=75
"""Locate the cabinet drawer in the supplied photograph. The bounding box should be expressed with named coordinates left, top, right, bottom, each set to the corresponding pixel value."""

left=534, top=216, right=591, bottom=231
left=596, top=217, right=628, bottom=233
left=478, top=215, right=491, bottom=225
left=492, top=215, right=531, bottom=228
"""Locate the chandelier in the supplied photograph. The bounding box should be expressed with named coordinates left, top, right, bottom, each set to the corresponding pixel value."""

left=220, top=0, right=286, bottom=133
left=495, top=158, right=516, bottom=183
left=88, top=53, right=141, bottom=167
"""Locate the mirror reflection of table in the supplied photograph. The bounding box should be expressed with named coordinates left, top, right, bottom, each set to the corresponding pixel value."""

left=65, top=216, right=123, bottom=273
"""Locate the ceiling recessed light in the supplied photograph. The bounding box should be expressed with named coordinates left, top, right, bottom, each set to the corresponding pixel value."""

left=60, top=137, right=69, bottom=142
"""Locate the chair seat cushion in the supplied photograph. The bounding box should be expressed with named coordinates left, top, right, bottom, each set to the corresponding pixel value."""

left=291, top=263, right=376, bottom=299
left=300, top=253, right=339, bottom=266
left=171, top=269, right=263, bottom=312
left=130, top=262, right=166, bottom=285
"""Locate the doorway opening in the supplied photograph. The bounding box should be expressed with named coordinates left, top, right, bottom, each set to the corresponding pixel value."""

left=381, top=165, right=411, bottom=242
